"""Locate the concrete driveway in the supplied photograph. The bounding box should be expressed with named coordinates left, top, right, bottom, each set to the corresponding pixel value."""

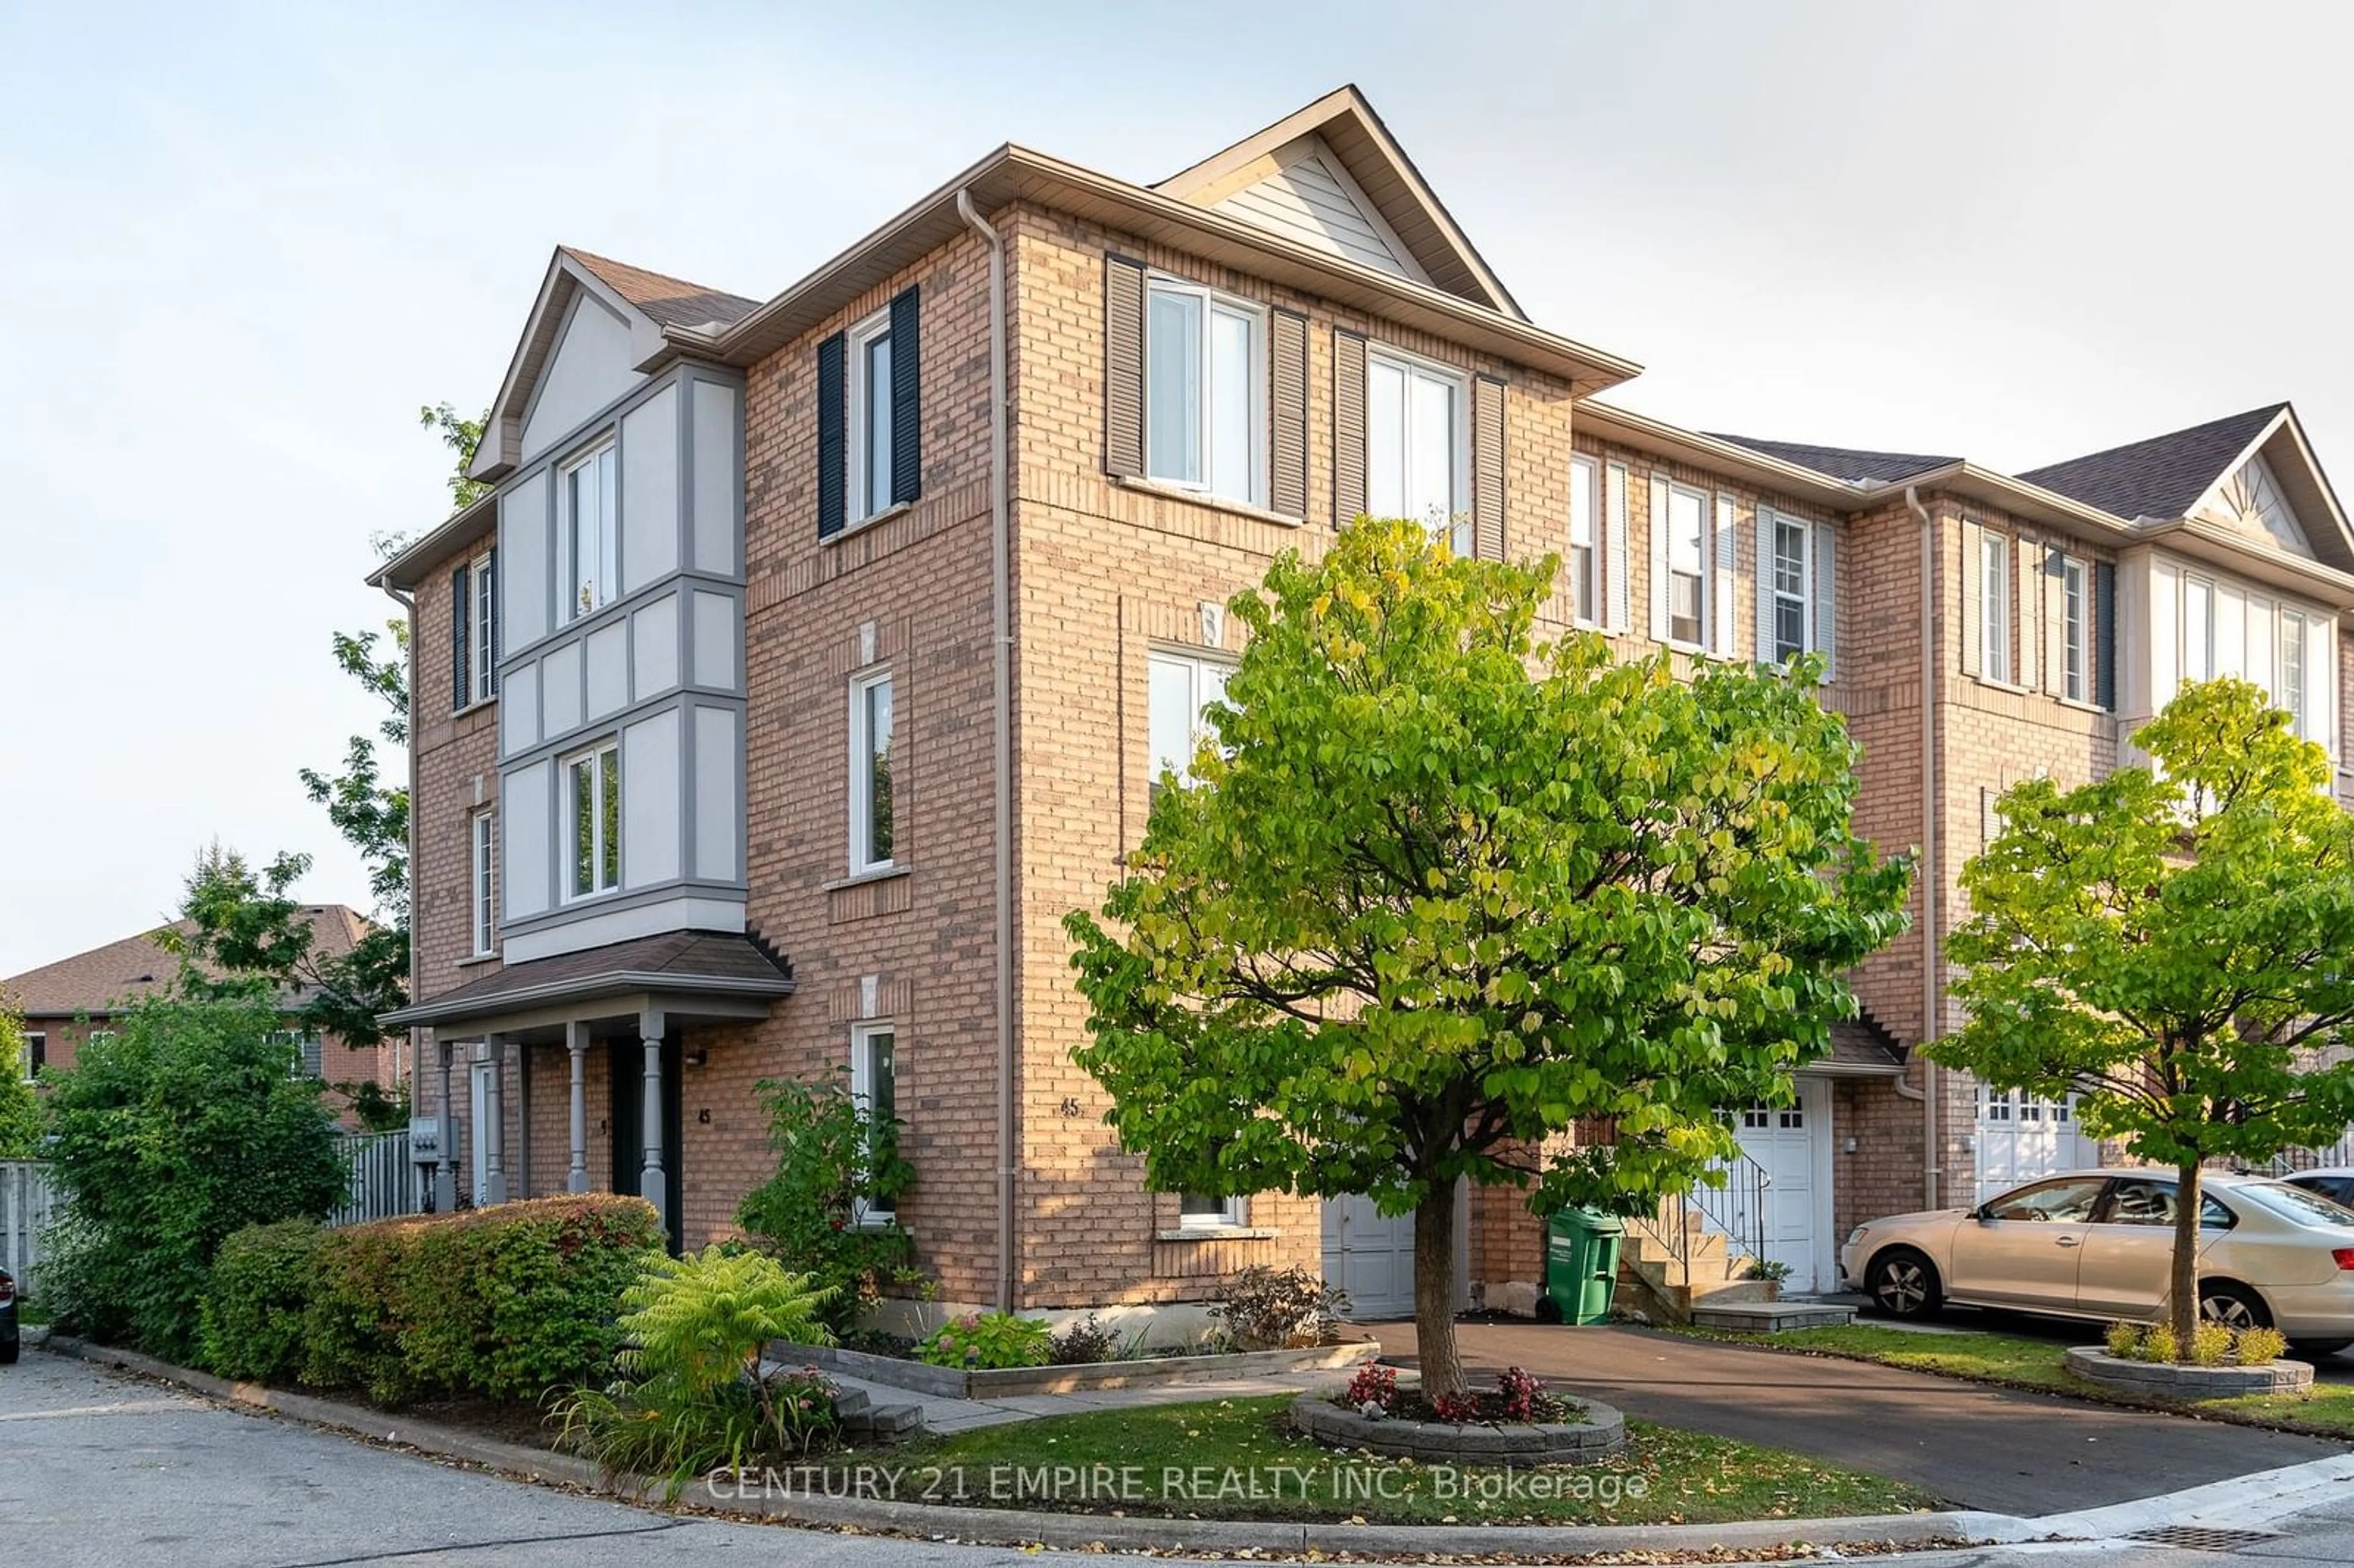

left=0, top=1352, right=1033, bottom=1568
left=1373, top=1320, right=2345, bottom=1516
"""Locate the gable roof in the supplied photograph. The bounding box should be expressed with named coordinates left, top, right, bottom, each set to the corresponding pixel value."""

left=4, top=906, right=370, bottom=1019
left=562, top=247, right=760, bottom=334
left=2017, top=405, right=2289, bottom=521
left=1152, top=85, right=1522, bottom=319
left=1707, top=433, right=1960, bottom=485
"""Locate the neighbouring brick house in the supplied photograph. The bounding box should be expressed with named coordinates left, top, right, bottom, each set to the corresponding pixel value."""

left=2, top=907, right=390, bottom=1127
left=373, top=85, right=2354, bottom=1328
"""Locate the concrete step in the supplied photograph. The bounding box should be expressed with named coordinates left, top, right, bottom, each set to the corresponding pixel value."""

left=1690, top=1300, right=1857, bottom=1333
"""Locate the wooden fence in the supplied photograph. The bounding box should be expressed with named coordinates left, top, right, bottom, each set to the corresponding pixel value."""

left=1, top=1160, right=58, bottom=1298
left=328, top=1130, right=417, bottom=1227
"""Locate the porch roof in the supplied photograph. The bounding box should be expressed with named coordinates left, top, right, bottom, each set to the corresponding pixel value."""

left=1819, top=1010, right=1906, bottom=1077
left=380, top=929, right=794, bottom=1032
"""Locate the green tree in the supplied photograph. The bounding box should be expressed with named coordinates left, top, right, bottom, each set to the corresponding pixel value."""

left=0, top=994, right=42, bottom=1158
left=419, top=401, right=489, bottom=510
left=1065, top=519, right=1910, bottom=1395
left=41, top=996, right=348, bottom=1360
left=1930, top=677, right=2354, bottom=1355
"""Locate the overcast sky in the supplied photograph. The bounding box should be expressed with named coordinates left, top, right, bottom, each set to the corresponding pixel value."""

left=4, top=0, right=2350, bottom=978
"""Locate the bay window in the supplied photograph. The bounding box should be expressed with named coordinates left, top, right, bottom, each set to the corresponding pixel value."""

left=2183, top=574, right=2215, bottom=682
left=1366, top=349, right=1466, bottom=553
left=470, top=809, right=497, bottom=955
left=2281, top=610, right=2307, bottom=736
left=564, top=740, right=620, bottom=900
left=1146, top=280, right=1265, bottom=508
left=559, top=441, right=619, bottom=623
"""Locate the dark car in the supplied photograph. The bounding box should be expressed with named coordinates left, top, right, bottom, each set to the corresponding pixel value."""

left=0, top=1266, right=17, bottom=1364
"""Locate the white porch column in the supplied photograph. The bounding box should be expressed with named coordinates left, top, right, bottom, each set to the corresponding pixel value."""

left=482, top=1035, right=508, bottom=1206
left=566, top=1021, right=590, bottom=1194
left=434, top=1037, right=457, bottom=1212
left=639, top=1006, right=666, bottom=1231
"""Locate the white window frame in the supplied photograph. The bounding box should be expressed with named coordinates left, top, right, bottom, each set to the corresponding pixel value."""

left=1147, top=647, right=1236, bottom=804
left=1179, top=1192, right=1249, bottom=1230
left=465, top=547, right=497, bottom=704
left=557, top=438, right=619, bottom=624
left=2182, top=573, right=2216, bottom=683
left=849, top=1020, right=897, bottom=1227
left=2281, top=609, right=2309, bottom=736
left=1144, top=276, right=1268, bottom=509
left=562, top=739, right=622, bottom=902
left=2060, top=555, right=2089, bottom=704
left=1979, top=529, right=2011, bottom=684
left=470, top=809, right=497, bottom=956
left=845, top=306, right=897, bottom=524
left=1567, top=455, right=1600, bottom=626
left=1366, top=344, right=1469, bottom=555
left=1770, top=514, right=1811, bottom=663
left=1664, top=481, right=1712, bottom=650
left=849, top=668, right=896, bottom=875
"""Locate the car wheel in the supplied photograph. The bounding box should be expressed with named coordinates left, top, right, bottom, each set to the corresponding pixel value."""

left=0, top=1342, right=16, bottom=1366
left=2291, top=1339, right=2351, bottom=1360
left=1866, top=1249, right=1943, bottom=1318
left=2198, top=1282, right=2271, bottom=1331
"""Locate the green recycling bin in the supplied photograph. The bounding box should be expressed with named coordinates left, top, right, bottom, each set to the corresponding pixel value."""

left=1543, top=1208, right=1624, bottom=1325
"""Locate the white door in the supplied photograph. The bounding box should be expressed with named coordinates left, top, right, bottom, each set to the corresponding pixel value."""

left=1727, top=1079, right=1833, bottom=1293
left=1322, top=1195, right=1415, bottom=1320
left=468, top=1060, right=493, bottom=1206
left=1975, top=1086, right=2102, bottom=1203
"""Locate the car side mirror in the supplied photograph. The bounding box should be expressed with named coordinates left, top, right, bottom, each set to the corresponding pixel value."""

left=1971, top=1205, right=1995, bottom=1223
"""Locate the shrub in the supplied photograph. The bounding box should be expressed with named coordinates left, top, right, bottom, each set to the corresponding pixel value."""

left=304, top=1193, right=661, bottom=1404
left=2236, top=1326, right=2288, bottom=1365
left=2141, top=1322, right=2179, bottom=1365
left=1343, top=1363, right=1398, bottom=1415
left=0, top=996, right=41, bottom=1159
left=1048, top=1314, right=1124, bottom=1366
left=1209, top=1265, right=1349, bottom=1350
left=917, top=1312, right=1052, bottom=1369
left=1496, top=1365, right=1555, bottom=1423
left=41, top=997, right=347, bottom=1360
left=554, top=1245, right=839, bottom=1496
left=199, top=1221, right=326, bottom=1382
left=2104, top=1320, right=2142, bottom=1358
left=734, top=1073, right=915, bottom=1335
left=2190, top=1321, right=2236, bottom=1367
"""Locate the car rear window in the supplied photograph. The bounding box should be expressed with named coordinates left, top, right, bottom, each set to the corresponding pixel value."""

left=2235, top=1181, right=2354, bottom=1228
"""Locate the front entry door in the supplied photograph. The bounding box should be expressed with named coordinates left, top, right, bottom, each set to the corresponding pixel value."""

left=1727, top=1079, right=1832, bottom=1293
left=468, top=1059, right=494, bottom=1206
left=609, top=1038, right=684, bottom=1253
left=1322, top=1196, right=1415, bottom=1320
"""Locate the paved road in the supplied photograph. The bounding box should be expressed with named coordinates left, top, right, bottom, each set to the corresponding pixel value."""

left=0, top=1352, right=1032, bottom=1568
left=1372, top=1320, right=2345, bottom=1515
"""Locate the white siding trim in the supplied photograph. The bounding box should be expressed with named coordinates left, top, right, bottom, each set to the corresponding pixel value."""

left=1605, top=462, right=1631, bottom=634
left=1713, top=493, right=1738, bottom=657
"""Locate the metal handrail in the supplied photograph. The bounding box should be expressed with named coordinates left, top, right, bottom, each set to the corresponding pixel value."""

left=1623, top=1146, right=1771, bottom=1276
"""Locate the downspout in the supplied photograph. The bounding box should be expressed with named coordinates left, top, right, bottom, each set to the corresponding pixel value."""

left=1894, top=486, right=1941, bottom=1212
left=956, top=189, right=1017, bottom=1312
left=376, top=578, right=419, bottom=1102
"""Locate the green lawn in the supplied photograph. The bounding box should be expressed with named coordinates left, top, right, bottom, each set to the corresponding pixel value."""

left=1671, top=1322, right=2354, bottom=1439
left=851, top=1394, right=1940, bottom=1526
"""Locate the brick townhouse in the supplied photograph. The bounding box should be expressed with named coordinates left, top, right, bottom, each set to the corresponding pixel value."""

left=371, top=85, right=2354, bottom=1328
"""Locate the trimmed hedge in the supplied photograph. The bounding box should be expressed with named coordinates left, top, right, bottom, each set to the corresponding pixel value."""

left=199, top=1220, right=327, bottom=1384
left=201, top=1194, right=662, bottom=1405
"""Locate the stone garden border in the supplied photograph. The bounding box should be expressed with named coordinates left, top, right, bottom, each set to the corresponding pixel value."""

left=775, top=1337, right=1377, bottom=1399
left=2065, top=1345, right=2314, bottom=1397
left=1291, top=1390, right=1628, bottom=1464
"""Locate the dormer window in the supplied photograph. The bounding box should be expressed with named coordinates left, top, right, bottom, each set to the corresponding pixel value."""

left=559, top=440, right=619, bottom=622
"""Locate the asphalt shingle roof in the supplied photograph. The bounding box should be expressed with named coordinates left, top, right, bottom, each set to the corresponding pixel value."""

left=383, top=930, right=795, bottom=1028
left=1705, top=435, right=1960, bottom=485
left=561, top=247, right=761, bottom=334
left=2016, top=405, right=2287, bottom=521
left=2, top=906, right=369, bottom=1018
left=1829, top=1008, right=1906, bottom=1071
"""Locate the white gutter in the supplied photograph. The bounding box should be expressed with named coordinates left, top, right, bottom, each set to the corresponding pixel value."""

left=1895, top=487, right=1940, bottom=1212
left=957, top=188, right=1018, bottom=1314
left=377, top=579, right=418, bottom=1097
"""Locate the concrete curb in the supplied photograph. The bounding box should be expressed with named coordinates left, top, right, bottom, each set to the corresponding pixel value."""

left=44, top=1336, right=1998, bottom=1556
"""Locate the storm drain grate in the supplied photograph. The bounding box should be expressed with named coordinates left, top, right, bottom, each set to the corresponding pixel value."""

left=2122, top=1524, right=2284, bottom=1553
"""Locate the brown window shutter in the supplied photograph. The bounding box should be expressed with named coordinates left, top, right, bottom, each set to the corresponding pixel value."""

left=1103, top=255, right=1146, bottom=479
left=1269, top=308, right=1308, bottom=518
left=1332, top=328, right=1367, bottom=525
left=1471, top=375, right=1506, bottom=559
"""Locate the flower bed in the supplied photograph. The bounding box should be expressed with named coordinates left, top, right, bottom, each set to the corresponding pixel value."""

left=2065, top=1345, right=2314, bottom=1397
left=773, top=1337, right=1378, bottom=1399
left=1291, top=1390, right=1626, bottom=1465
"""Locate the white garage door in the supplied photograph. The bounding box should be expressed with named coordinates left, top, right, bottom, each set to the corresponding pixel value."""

left=1975, top=1086, right=2102, bottom=1202
left=1725, top=1078, right=1834, bottom=1294
left=1322, top=1195, right=1415, bottom=1320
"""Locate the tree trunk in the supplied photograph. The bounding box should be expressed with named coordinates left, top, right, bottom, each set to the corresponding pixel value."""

left=2169, top=1160, right=2202, bottom=1358
left=1412, top=1184, right=1466, bottom=1400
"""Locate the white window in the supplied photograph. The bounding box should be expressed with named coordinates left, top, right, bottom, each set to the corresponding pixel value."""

left=470, top=809, right=497, bottom=956
left=558, top=441, right=619, bottom=622
left=1148, top=649, right=1233, bottom=805
left=2281, top=610, right=2308, bottom=736
left=847, top=308, right=897, bottom=522
left=563, top=740, right=621, bottom=900
left=2061, top=557, right=2089, bottom=703
left=1771, top=517, right=1810, bottom=663
left=1180, top=1192, right=1248, bottom=1230
left=469, top=547, right=497, bottom=703
left=850, top=1021, right=897, bottom=1226
left=1666, top=484, right=1710, bottom=647
left=1979, top=529, right=2011, bottom=683
left=1568, top=455, right=1600, bottom=625
left=2183, top=574, right=2215, bottom=682
left=850, top=669, right=896, bottom=873
left=1366, top=349, right=1466, bottom=554
left=1146, top=280, right=1265, bottom=508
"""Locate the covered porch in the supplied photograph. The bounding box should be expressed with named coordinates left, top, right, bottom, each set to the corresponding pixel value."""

left=381, top=931, right=795, bottom=1245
